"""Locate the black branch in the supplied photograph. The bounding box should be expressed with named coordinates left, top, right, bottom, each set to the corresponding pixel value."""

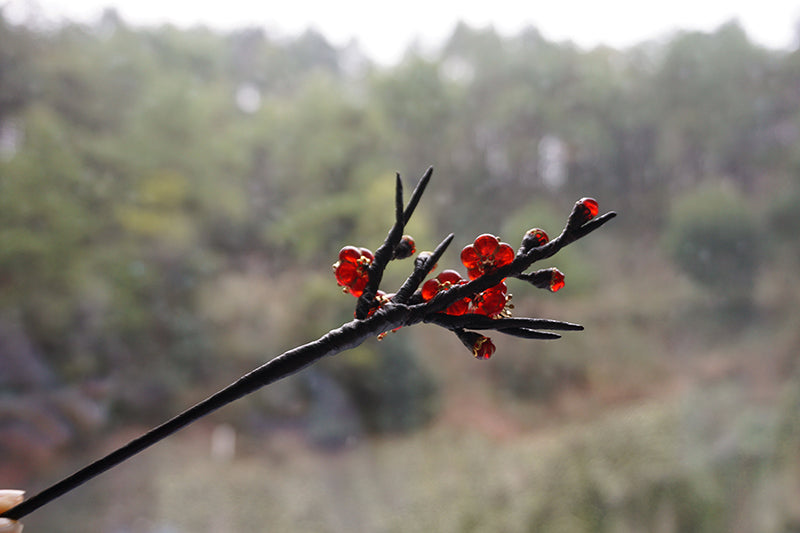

left=0, top=167, right=615, bottom=522
left=424, top=313, right=584, bottom=332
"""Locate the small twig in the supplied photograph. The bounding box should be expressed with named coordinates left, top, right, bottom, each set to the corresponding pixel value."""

left=424, top=314, right=584, bottom=332
left=393, top=233, right=454, bottom=304
left=495, top=328, right=563, bottom=340
left=356, top=173, right=406, bottom=318
left=402, top=165, right=433, bottom=224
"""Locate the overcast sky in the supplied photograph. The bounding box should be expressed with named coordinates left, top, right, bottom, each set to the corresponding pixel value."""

left=5, top=0, right=800, bottom=64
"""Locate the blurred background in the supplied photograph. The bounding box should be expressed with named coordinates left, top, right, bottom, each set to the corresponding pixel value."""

left=2, top=1, right=800, bottom=531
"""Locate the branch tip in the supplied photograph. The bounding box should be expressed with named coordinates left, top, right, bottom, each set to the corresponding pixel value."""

left=403, top=166, right=433, bottom=224
left=395, top=173, right=404, bottom=225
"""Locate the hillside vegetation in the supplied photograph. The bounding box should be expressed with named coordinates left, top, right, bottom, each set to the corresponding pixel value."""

left=2, top=12, right=800, bottom=531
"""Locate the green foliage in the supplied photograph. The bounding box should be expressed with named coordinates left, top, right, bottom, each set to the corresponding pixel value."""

left=0, top=12, right=37, bottom=117
left=663, top=182, right=760, bottom=303
left=1, top=12, right=799, bottom=444
left=766, top=177, right=800, bottom=260
left=328, top=338, right=439, bottom=435
left=39, top=382, right=790, bottom=533
left=490, top=342, right=588, bottom=402
left=371, top=55, right=455, bottom=168
left=0, top=106, right=97, bottom=360
left=4, top=14, right=800, bottom=532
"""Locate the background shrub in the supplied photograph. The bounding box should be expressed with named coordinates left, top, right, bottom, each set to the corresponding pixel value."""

left=663, top=181, right=760, bottom=305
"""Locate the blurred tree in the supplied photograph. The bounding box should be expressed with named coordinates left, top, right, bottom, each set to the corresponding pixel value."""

left=766, top=176, right=800, bottom=261
left=255, top=73, right=390, bottom=264
left=663, top=181, right=761, bottom=308
left=0, top=105, right=97, bottom=377
left=371, top=54, right=454, bottom=171
left=3, top=12, right=800, bottom=442
left=325, top=338, right=439, bottom=435
left=0, top=12, right=37, bottom=121
left=649, top=22, right=773, bottom=190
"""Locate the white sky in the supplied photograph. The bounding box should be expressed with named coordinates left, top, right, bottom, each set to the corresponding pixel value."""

left=5, top=0, right=800, bottom=64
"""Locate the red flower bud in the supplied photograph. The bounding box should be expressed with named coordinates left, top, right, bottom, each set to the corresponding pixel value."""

left=393, top=235, right=416, bottom=260
left=574, top=197, right=599, bottom=225
left=549, top=268, right=565, bottom=292
left=473, top=336, right=496, bottom=360
left=520, top=228, right=549, bottom=253
left=472, top=282, right=509, bottom=318
left=420, top=270, right=471, bottom=315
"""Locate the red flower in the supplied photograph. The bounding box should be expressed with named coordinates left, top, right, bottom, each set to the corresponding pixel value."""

left=472, top=336, right=496, bottom=360
left=421, top=269, right=470, bottom=315
left=460, top=234, right=515, bottom=280
left=549, top=268, right=565, bottom=292
left=471, top=282, right=510, bottom=318
left=333, top=246, right=374, bottom=297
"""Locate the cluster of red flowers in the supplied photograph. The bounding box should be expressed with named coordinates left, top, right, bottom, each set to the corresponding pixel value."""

left=331, top=197, right=601, bottom=360
left=332, top=236, right=419, bottom=298
left=332, top=246, right=375, bottom=297
left=418, top=234, right=515, bottom=319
